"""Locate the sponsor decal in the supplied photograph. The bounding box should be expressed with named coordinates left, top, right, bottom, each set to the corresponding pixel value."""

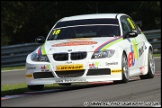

left=105, top=62, right=118, bottom=66
left=94, top=36, right=123, bottom=52
left=56, top=79, right=86, bottom=83
left=56, top=64, right=83, bottom=71
left=128, top=50, right=135, bottom=67
left=127, top=38, right=139, bottom=67
left=111, top=69, right=122, bottom=73
left=52, top=41, right=97, bottom=47
left=138, top=43, right=145, bottom=57
left=89, top=62, right=99, bottom=69
left=128, top=39, right=146, bottom=68
left=41, top=65, right=50, bottom=71
left=26, top=74, right=33, bottom=78
left=27, top=67, right=36, bottom=70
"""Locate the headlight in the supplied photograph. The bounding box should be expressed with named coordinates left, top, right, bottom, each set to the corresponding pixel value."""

left=92, top=49, right=115, bottom=59
left=31, top=53, right=49, bottom=62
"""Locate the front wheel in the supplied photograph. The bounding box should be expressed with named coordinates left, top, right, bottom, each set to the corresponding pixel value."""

left=114, top=53, right=129, bottom=83
left=27, top=85, right=44, bottom=91
left=140, top=49, right=155, bottom=79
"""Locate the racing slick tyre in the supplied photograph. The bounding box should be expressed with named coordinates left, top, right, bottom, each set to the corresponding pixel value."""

left=140, top=49, right=155, bottom=79
left=27, top=85, right=44, bottom=91
left=59, top=83, right=72, bottom=86
left=114, top=53, right=129, bottom=83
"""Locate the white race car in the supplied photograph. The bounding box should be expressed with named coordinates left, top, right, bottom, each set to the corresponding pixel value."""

left=26, top=13, right=155, bottom=90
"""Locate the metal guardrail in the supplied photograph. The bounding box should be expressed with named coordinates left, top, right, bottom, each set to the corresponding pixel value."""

left=1, top=30, right=161, bottom=67
left=143, top=29, right=161, bottom=54
left=1, top=43, right=41, bottom=67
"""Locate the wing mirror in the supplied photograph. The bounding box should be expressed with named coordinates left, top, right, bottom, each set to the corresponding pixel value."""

left=35, top=36, right=45, bottom=43
left=124, top=32, right=138, bottom=38
left=128, top=32, right=138, bottom=38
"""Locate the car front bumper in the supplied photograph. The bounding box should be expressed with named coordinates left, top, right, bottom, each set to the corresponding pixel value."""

left=26, top=56, right=122, bottom=85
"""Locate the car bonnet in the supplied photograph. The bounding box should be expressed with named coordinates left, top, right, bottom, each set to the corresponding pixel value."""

left=37, top=36, right=123, bottom=55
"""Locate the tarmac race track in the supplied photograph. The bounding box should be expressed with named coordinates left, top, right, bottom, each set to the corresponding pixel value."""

left=1, top=57, right=161, bottom=107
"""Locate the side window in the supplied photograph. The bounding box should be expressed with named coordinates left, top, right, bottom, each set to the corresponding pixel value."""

left=130, top=18, right=141, bottom=34
left=121, top=18, right=132, bottom=36
left=126, top=17, right=141, bottom=34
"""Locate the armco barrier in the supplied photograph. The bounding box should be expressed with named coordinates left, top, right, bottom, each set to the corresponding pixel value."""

left=143, top=29, right=161, bottom=54
left=1, top=43, right=41, bottom=67
left=1, top=29, right=161, bottom=67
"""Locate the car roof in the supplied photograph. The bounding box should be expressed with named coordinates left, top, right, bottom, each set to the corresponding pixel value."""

left=59, top=13, right=127, bottom=22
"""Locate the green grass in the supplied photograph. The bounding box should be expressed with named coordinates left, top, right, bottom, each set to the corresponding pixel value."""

left=1, top=83, right=60, bottom=97
left=1, top=82, right=90, bottom=97
left=1, top=66, right=25, bottom=71
left=1, top=83, right=28, bottom=96
left=153, top=53, right=161, bottom=57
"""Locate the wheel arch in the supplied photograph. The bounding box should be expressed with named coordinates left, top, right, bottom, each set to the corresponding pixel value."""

left=142, top=44, right=153, bottom=75
left=114, top=49, right=129, bottom=83
left=123, top=50, right=128, bottom=59
left=145, top=45, right=153, bottom=66
left=139, top=45, right=155, bottom=79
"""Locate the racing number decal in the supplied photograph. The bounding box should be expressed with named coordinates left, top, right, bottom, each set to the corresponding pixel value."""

left=52, top=29, right=61, bottom=35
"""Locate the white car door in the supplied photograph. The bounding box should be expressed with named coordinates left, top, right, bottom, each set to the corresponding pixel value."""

left=120, top=16, right=145, bottom=75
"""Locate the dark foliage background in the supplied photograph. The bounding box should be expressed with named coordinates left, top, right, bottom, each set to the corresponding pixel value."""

left=1, top=1, right=161, bottom=46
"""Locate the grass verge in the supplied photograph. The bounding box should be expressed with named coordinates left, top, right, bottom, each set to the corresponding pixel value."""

left=1, top=66, right=25, bottom=71
left=1, top=83, right=60, bottom=97
left=153, top=53, right=161, bottom=57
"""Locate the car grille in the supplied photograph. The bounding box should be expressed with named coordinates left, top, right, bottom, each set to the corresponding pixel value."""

left=53, top=52, right=87, bottom=61
left=71, top=52, right=87, bottom=60
left=33, top=72, right=54, bottom=79
left=55, top=70, right=85, bottom=78
left=53, top=53, right=68, bottom=61
left=87, top=68, right=111, bottom=76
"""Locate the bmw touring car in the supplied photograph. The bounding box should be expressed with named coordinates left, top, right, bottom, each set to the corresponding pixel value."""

left=26, top=13, right=155, bottom=90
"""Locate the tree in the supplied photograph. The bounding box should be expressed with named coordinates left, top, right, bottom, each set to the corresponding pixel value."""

left=1, top=1, right=161, bottom=46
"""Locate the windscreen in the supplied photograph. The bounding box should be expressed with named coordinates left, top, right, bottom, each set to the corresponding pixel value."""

left=47, top=19, right=120, bottom=40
